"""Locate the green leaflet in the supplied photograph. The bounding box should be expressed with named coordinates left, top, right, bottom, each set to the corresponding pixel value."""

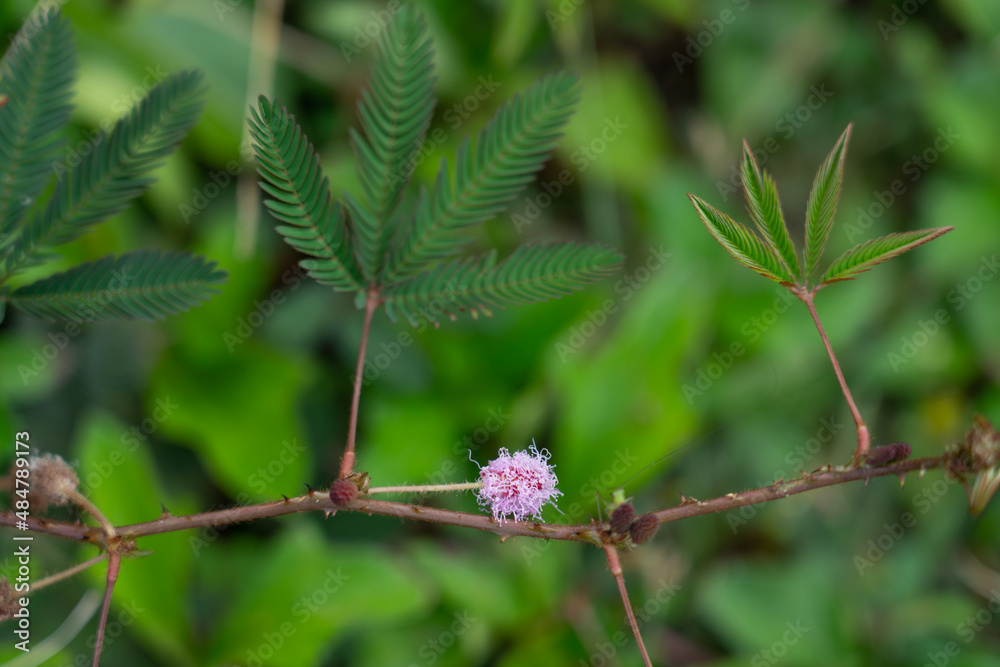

left=688, top=194, right=793, bottom=284
left=740, top=140, right=798, bottom=278
left=804, top=124, right=852, bottom=280
left=8, top=251, right=227, bottom=322
left=382, top=243, right=624, bottom=324
left=3, top=69, right=207, bottom=278
left=249, top=96, right=363, bottom=292
left=0, top=8, right=76, bottom=242
left=381, top=72, right=581, bottom=284
left=348, top=5, right=436, bottom=279
left=820, top=228, right=953, bottom=284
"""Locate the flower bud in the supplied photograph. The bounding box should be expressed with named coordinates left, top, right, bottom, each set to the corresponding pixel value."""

left=609, top=503, right=635, bottom=534
left=628, top=513, right=659, bottom=545
left=329, top=478, right=358, bottom=505
left=863, top=442, right=911, bottom=467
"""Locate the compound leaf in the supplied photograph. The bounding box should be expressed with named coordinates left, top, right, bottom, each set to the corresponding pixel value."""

left=382, top=242, right=623, bottom=323
left=820, top=227, right=952, bottom=285
left=3, top=70, right=207, bottom=278
left=740, top=140, right=798, bottom=279
left=689, top=194, right=794, bottom=284
left=250, top=96, right=364, bottom=292
left=0, top=8, right=76, bottom=244
left=8, top=250, right=226, bottom=322
left=383, top=72, right=580, bottom=284
left=349, top=5, right=435, bottom=279
left=804, top=124, right=852, bottom=280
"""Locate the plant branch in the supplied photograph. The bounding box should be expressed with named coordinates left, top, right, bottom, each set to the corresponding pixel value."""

left=799, top=288, right=870, bottom=456
left=340, top=289, right=379, bottom=478
left=652, top=455, right=946, bottom=525
left=32, top=553, right=109, bottom=593
left=2, top=454, right=950, bottom=549
left=604, top=544, right=653, bottom=667
left=368, top=481, right=482, bottom=494
left=92, top=551, right=120, bottom=667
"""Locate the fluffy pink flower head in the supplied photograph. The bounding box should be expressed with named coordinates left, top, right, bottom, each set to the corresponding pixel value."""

left=476, top=443, right=562, bottom=523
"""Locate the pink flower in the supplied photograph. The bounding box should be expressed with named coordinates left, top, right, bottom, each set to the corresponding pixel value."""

left=476, top=443, right=562, bottom=523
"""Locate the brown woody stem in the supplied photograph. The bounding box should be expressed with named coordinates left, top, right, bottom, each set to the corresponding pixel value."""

left=0, top=455, right=948, bottom=549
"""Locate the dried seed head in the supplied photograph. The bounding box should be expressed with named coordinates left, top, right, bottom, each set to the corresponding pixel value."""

left=863, top=442, right=912, bottom=467
left=17, top=455, right=79, bottom=513
left=609, top=503, right=635, bottom=534
left=628, top=513, right=659, bottom=545
left=0, top=578, right=21, bottom=621
left=329, top=478, right=358, bottom=505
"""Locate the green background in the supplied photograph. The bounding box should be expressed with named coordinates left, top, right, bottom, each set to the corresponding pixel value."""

left=1, top=0, right=999, bottom=665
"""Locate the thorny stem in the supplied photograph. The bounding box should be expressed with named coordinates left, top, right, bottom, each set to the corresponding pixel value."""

left=92, top=552, right=120, bottom=667
left=367, top=481, right=482, bottom=494
left=340, top=290, right=379, bottom=478
left=604, top=545, right=653, bottom=667
left=32, top=553, right=109, bottom=593
left=799, top=288, right=870, bottom=456
left=1, top=455, right=948, bottom=549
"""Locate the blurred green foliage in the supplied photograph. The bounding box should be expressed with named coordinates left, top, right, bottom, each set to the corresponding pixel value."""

left=1, top=0, right=998, bottom=665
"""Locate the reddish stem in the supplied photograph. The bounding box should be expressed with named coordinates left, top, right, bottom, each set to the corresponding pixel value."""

left=340, top=289, right=379, bottom=478
left=0, top=455, right=949, bottom=547
left=799, top=289, right=870, bottom=456
left=604, top=545, right=653, bottom=667
left=92, top=551, right=121, bottom=667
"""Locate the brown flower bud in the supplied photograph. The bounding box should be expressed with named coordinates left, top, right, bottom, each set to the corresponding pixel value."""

left=609, top=503, right=635, bottom=534
left=863, top=442, right=911, bottom=467
left=628, top=513, right=659, bottom=544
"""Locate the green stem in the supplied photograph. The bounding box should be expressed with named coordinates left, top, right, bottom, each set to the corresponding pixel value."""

left=32, top=553, right=108, bottom=593
left=367, top=481, right=482, bottom=494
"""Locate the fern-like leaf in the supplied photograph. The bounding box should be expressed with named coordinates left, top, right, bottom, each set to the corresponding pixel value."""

left=382, top=242, right=623, bottom=323
left=382, top=72, right=581, bottom=284
left=820, top=227, right=952, bottom=285
left=7, top=250, right=227, bottom=322
left=804, top=124, right=852, bottom=280
left=2, top=70, right=207, bottom=278
left=688, top=194, right=794, bottom=284
left=0, top=8, right=76, bottom=242
left=249, top=96, right=363, bottom=292
left=740, top=140, right=798, bottom=279
left=349, top=5, right=435, bottom=278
